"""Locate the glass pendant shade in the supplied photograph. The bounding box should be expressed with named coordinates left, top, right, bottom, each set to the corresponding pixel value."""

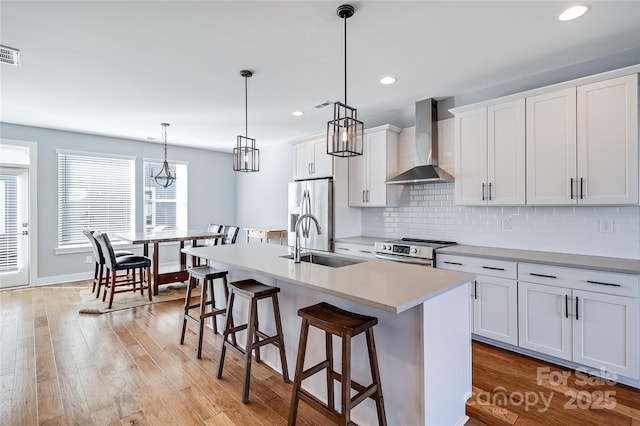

left=327, top=101, right=364, bottom=157
left=151, top=122, right=175, bottom=188
left=233, top=135, right=260, bottom=172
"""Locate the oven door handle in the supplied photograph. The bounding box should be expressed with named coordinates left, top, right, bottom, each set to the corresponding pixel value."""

left=374, top=254, right=431, bottom=266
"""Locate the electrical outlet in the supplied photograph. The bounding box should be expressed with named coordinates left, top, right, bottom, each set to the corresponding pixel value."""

left=501, top=218, right=512, bottom=230
left=85, top=255, right=93, bottom=264
left=599, top=219, right=613, bottom=233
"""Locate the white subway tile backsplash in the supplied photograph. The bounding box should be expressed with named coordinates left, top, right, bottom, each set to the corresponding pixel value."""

left=361, top=182, right=640, bottom=259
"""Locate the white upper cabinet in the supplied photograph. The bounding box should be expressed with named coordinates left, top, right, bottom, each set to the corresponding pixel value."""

left=348, top=126, right=400, bottom=207
left=293, top=138, right=333, bottom=180
left=527, top=74, right=638, bottom=205
left=576, top=74, right=638, bottom=204
left=455, top=99, right=525, bottom=205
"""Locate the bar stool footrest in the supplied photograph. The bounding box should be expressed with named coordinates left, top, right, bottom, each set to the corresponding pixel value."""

left=298, top=389, right=341, bottom=424
left=301, top=360, right=331, bottom=380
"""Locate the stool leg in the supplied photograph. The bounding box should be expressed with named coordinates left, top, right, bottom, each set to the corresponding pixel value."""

left=217, top=291, right=235, bottom=379
left=253, top=308, right=261, bottom=363
left=208, top=278, right=217, bottom=335
left=288, top=318, right=310, bottom=426
left=241, top=297, right=258, bottom=403
left=197, top=277, right=208, bottom=359
left=326, top=331, right=334, bottom=411
left=180, top=276, right=195, bottom=345
left=366, top=328, right=387, bottom=426
left=222, top=276, right=236, bottom=345
left=272, top=294, right=290, bottom=383
left=341, top=334, right=352, bottom=426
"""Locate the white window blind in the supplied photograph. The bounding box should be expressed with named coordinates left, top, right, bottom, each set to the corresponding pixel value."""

left=0, top=176, right=17, bottom=271
left=143, top=161, right=188, bottom=231
left=58, top=152, right=135, bottom=246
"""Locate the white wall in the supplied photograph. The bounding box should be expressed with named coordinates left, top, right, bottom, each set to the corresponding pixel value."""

left=361, top=182, right=640, bottom=259
left=0, top=122, right=236, bottom=282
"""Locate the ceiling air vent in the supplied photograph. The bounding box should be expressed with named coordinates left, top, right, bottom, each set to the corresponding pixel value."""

left=0, top=45, right=20, bottom=66
left=314, top=101, right=333, bottom=109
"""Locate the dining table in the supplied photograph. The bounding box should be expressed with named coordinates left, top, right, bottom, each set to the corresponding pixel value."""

left=115, top=229, right=225, bottom=295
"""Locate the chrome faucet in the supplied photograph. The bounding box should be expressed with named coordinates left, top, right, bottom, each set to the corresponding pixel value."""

left=294, top=213, right=322, bottom=263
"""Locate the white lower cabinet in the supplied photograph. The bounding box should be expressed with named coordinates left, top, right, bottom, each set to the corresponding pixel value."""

left=437, top=254, right=518, bottom=345
left=333, top=242, right=375, bottom=258
left=518, top=263, right=639, bottom=379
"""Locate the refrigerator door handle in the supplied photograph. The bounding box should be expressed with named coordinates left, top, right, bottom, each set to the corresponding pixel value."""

left=302, top=190, right=310, bottom=238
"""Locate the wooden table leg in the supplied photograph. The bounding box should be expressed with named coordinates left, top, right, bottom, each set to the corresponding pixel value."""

left=180, top=241, right=187, bottom=270
left=153, top=242, right=160, bottom=296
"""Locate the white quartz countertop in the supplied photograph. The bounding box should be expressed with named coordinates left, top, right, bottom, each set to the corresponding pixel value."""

left=183, top=243, right=473, bottom=314
left=437, top=245, right=640, bottom=275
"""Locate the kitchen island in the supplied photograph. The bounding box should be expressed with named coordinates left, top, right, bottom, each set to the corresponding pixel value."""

left=184, top=243, right=474, bottom=426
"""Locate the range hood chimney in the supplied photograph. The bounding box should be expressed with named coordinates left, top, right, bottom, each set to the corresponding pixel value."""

left=385, top=98, right=454, bottom=185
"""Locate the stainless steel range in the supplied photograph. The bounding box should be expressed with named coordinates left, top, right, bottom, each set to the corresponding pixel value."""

left=374, top=238, right=456, bottom=266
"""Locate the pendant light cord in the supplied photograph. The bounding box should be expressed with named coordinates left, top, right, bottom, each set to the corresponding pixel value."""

left=162, top=124, right=168, bottom=161
left=244, top=75, right=248, bottom=137
left=344, top=14, right=348, bottom=107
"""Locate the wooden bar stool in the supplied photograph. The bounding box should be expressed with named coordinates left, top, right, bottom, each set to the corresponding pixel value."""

left=288, top=302, right=386, bottom=426
left=180, top=265, right=230, bottom=359
left=217, top=279, right=290, bottom=403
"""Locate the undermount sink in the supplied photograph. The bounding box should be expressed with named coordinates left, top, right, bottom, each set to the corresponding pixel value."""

left=280, top=253, right=364, bottom=268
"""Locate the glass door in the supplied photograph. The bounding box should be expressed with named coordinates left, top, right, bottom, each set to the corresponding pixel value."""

left=0, top=167, right=29, bottom=288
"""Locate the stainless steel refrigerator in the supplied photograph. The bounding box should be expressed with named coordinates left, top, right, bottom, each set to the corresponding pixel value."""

left=287, top=178, right=333, bottom=251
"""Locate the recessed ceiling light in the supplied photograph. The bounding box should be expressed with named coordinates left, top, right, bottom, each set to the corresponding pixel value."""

left=380, top=76, right=397, bottom=85
left=292, top=111, right=304, bottom=116
left=558, top=5, right=590, bottom=21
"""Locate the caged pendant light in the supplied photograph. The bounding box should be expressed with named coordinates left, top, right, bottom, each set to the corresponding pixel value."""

left=233, top=70, right=260, bottom=172
left=327, top=4, right=364, bottom=157
left=150, top=123, right=176, bottom=188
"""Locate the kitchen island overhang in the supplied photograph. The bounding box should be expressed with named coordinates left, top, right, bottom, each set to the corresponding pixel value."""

left=183, top=243, right=475, bottom=426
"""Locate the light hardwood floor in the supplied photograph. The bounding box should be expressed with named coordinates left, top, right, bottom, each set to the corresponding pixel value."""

left=1, top=281, right=638, bottom=425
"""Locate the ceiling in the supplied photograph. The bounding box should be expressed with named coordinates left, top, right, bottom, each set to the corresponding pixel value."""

left=1, top=1, right=639, bottom=152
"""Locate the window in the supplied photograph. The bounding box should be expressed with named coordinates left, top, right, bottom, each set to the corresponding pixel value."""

left=57, top=151, right=135, bottom=247
left=143, top=160, right=188, bottom=232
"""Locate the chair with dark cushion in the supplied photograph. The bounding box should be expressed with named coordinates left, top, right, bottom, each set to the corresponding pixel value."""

left=83, top=229, right=134, bottom=297
left=221, top=225, right=240, bottom=245
left=191, top=223, right=224, bottom=266
left=93, top=231, right=152, bottom=309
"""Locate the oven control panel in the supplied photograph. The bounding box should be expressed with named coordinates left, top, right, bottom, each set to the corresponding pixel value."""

left=374, top=242, right=434, bottom=259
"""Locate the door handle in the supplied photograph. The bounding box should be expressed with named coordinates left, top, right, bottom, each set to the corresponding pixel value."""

left=474, top=280, right=478, bottom=300
left=575, top=296, right=579, bottom=321
left=580, top=178, right=584, bottom=200
left=488, top=182, right=492, bottom=201
left=565, top=294, right=569, bottom=319
left=366, top=190, right=370, bottom=202
left=482, top=183, right=485, bottom=201
left=362, top=190, right=365, bottom=203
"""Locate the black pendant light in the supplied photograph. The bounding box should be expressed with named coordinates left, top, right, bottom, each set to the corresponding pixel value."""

left=150, top=122, right=176, bottom=188
left=233, top=70, right=260, bottom=172
left=327, top=4, right=364, bottom=157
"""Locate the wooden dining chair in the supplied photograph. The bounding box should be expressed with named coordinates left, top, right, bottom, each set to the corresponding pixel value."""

left=83, top=229, right=134, bottom=297
left=222, top=226, right=240, bottom=245
left=93, top=231, right=153, bottom=309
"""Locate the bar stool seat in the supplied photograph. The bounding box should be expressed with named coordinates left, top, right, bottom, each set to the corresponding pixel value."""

left=180, top=265, right=230, bottom=359
left=217, top=278, right=290, bottom=403
left=288, top=302, right=387, bottom=426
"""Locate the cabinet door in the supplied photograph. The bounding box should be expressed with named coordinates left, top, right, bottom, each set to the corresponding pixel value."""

left=488, top=99, right=525, bottom=205
left=572, top=290, right=639, bottom=379
left=348, top=150, right=366, bottom=206
left=365, top=131, right=389, bottom=206
left=518, top=282, right=572, bottom=360
left=473, top=275, right=518, bottom=345
left=526, top=88, right=577, bottom=205
left=577, top=74, right=639, bottom=205
left=455, top=108, right=488, bottom=205
left=294, top=142, right=312, bottom=180
left=312, top=139, right=334, bottom=178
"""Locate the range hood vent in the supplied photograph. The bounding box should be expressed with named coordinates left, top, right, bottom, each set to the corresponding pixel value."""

left=386, top=98, right=454, bottom=185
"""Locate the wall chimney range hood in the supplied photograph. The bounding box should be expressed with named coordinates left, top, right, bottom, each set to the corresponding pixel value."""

left=385, top=98, right=454, bottom=185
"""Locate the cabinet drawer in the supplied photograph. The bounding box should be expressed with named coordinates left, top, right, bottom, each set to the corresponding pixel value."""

left=334, top=242, right=375, bottom=259
left=519, top=263, right=639, bottom=298
left=436, top=254, right=517, bottom=279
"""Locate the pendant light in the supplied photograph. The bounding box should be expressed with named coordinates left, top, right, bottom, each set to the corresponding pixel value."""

left=327, top=4, right=364, bottom=157
left=150, top=123, right=175, bottom=188
left=233, top=70, right=260, bottom=172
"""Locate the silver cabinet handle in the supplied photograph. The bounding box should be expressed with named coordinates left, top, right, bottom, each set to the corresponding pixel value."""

left=362, top=190, right=365, bottom=202
left=482, top=266, right=505, bottom=271
left=575, top=296, right=579, bottom=321
left=570, top=178, right=574, bottom=199
left=580, top=177, right=584, bottom=199
left=366, top=190, right=370, bottom=202
left=565, top=294, right=569, bottom=319
left=488, top=183, right=492, bottom=201
left=482, top=183, right=486, bottom=201
left=529, top=272, right=557, bottom=279
left=443, top=261, right=462, bottom=266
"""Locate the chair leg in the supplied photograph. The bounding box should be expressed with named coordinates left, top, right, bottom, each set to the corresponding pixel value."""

left=102, top=269, right=110, bottom=301
left=92, top=263, right=99, bottom=292
left=108, top=272, right=117, bottom=309
left=217, top=292, right=235, bottom=379
left=197, top=277, right=208, bottom=359
left=241, top=298, right=258, bottom=403
left=367, top=328, right=387, bottom=426
left=180, top=276, right=195, bottom=345
left=272, top=294, right=290, bottom=383
left=95, top=264, right=105, bottom=298
left=326, top=331, right=334, bottom=411
left=341, top=334, right=352, bottom=426
left=288, top=318, right=309, bottom=426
